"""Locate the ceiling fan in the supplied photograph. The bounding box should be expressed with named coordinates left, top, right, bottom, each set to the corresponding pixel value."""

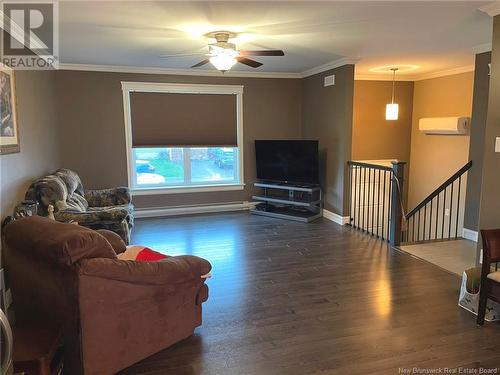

left=160, top=31, right=285, bottom=72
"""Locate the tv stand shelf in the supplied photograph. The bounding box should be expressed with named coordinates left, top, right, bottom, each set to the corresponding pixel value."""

left=251, top=182, right=322, bottom=223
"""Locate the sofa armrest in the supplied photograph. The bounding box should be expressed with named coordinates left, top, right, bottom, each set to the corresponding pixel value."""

left=84, top=187, right=132, bottom=207
left=77, top=255, right=212, bottom=285
left=54, top=207, right=130, bottom=225
left=96, top=229, right=127, bottom=255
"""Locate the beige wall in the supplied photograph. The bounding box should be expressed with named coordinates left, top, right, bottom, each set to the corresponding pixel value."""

left=302, top=65, right=355, bottom=215
left=352, top=80, right=414, bottom=208
left=407, top=72, right=474, bottom=210
left=478, top=15, right=500, bottom=233
left=54, top=71, right=303, bottom=209
left=352, top=80, right=414, bottom=161
left=0, top=71, right=60, bottom=219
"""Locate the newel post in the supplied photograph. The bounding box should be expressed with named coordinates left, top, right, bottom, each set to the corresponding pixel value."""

left=389, top=161, right=405, bottom=247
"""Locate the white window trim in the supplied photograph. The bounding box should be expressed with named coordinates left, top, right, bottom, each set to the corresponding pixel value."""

left=121, top=82, right=244, bottom=194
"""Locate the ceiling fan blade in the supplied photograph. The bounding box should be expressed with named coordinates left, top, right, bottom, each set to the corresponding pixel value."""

left=236, top=57, right=263, bottom=68
left=239, top=50, right=285, bottom=57
left=191, top=59, right=210, bottom=68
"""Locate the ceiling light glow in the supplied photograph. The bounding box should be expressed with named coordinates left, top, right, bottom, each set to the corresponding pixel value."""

left=209, top=49, right=239, bottom=71
left=370, top=64, right=419, bottom=73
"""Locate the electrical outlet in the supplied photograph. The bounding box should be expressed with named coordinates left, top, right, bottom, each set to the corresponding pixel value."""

left=445, top=208, right=450, bottom=216
left=495, top=137, right=500, bottom=153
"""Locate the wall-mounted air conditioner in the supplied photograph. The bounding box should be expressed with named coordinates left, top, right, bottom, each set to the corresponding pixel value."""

left=419, top=117, right=470, bottom=135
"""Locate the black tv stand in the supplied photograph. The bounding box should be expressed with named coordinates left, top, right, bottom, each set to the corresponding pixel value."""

left=250, top=182, right=322, bottom=223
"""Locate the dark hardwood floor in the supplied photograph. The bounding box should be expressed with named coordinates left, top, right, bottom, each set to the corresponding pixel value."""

left=118, top=212, right=500, bottom=375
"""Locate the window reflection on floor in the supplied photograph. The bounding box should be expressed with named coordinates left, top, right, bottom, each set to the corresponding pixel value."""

left=132, top=216, right=242, bottom=307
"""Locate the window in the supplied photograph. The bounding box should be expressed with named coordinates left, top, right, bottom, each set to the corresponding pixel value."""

left=122, top=82, right=244, bottom=194
left=132, top=147, right=239, bottom=188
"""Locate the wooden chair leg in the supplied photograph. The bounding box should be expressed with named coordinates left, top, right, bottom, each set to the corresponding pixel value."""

left=477, top=283, right=488, bottom=326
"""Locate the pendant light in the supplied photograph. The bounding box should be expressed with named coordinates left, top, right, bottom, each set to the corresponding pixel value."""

left=386, top=67, right=399, bottom=121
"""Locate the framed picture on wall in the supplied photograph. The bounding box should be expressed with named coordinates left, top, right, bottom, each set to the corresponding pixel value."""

left=0, top=65, right=20, bottom=154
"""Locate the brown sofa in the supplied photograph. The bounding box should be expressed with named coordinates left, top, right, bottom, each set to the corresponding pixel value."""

left=3, top=216, right=211, bottom=375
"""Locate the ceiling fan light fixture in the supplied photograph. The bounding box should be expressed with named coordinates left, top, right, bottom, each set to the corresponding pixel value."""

left=209, top=54, right=237, bottom=71
left=209, top=47, right=239, bottom=71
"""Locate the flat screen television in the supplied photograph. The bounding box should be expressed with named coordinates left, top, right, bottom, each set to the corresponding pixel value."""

left=255, top=140, right=319, bottom=184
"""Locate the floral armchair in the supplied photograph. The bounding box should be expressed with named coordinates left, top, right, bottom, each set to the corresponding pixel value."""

left=25, top=169, right=134, bottom=244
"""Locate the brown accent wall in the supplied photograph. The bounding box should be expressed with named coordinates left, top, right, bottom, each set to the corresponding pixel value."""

left=54, top=71, right=303, bottom=209
left=352, top=80, right=414, bottom=208
left=302, top=65, right=355, bottom=215
left=478, top=15, right=500, bottom=233
left=407, top=72, right=474, bottom=210
left=0, top=71, right=60, bottom=219
left=464, top=52, right=491, bottom=231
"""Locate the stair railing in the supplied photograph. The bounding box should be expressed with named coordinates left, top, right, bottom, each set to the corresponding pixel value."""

left=347, top=160, right=406, bottom=247
left=401, top=161, right=472, bottom=244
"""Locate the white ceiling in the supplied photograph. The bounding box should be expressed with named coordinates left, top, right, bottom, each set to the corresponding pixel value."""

left=59, top=1, right=495, bottom=78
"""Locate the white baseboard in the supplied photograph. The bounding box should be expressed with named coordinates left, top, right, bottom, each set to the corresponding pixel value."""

left=134, top=201, right=256, bottom=219
left=462, top=228, right=478, bottom=242
left=322, top=209, right=350, bottom=225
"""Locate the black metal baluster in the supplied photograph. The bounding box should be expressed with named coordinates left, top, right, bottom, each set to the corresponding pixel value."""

left=387, top=173, right=392, bottom=242
left=362, top=167, right=366, bottom=232
left=448, top=180, right=454, bottom=239
left=349, top=164, right=354, bottom=225
left=367, top=168, right=372, bottom=234
left=423, top=204, right=427, bottom=241
left=429, top=199, right=433, bottom=241
left=353, top=166, right=358, bottom=228
left=371, top=168, right=376, bottom=236
left=412, top=214, right=415, bottom=242
left=381, top=170, right=387, bottom=240
left=417, top=210, right=421, bottom=242
left=368, top=167, right=373, bottom=235
left=441, top=188, right=448, bottom=238
left=357, top=166, right=361, bottom=229
left=455, top=176, right=462, bottom=239
left=435, top=193, right=439, bottom=240
left=376, top=169, right=381, bottom=238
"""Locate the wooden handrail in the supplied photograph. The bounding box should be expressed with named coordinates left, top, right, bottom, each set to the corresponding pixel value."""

left=405, top=161, right=472, bottom=220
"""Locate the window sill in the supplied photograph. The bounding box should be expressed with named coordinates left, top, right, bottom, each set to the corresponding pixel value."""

left=131, top=183, right=246, bottom=196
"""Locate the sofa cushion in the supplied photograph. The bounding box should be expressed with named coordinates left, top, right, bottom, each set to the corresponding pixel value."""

left=3, top=216, right=117, bottom=266
left=96, top=229, right=127, bottom=255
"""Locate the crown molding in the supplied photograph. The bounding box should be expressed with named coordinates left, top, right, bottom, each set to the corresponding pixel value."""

left=300, top=57, right=359, bottom=78
left=356, top=65, right=474, bottom=82
left=479, top=2, right=500, bottom=17
left=58, top=61, right=474, bottom=82
left=57, top=63, right=302, bottom=79
left=413, top=65, right=475, bottom=81
left=58, top=58, right=360, bottom=80
left=472, top=43, right=492, bottom=55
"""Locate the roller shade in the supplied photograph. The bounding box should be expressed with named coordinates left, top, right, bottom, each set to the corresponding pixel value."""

left=130, top=92, right=237, bottom=147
